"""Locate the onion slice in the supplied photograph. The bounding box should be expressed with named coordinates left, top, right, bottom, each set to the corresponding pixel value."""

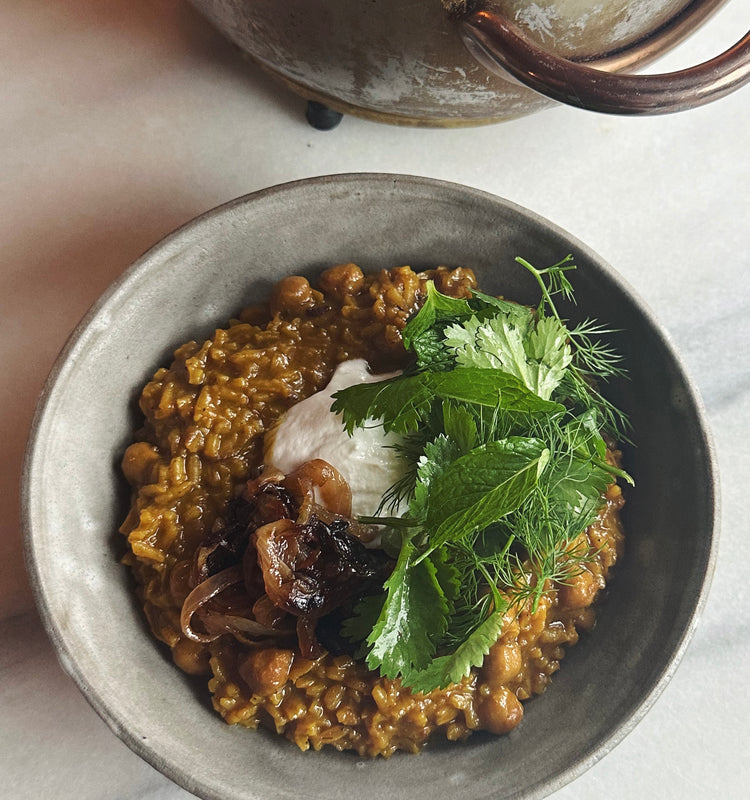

left=284, top=459, right=352, bottom=518
left=180, top=565, right=244, bottom=643
left=200, top=612, right=291, bottom=639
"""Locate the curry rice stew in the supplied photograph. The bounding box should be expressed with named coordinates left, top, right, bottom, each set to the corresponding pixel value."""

left=120, top=263, right=625, bottom=757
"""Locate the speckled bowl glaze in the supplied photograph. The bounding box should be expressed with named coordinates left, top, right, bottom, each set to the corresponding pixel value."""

left=22, top=174, right=718, bottom=800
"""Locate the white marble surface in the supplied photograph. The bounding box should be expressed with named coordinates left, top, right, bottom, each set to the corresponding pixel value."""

left=1, top=1, right=748, bottom=798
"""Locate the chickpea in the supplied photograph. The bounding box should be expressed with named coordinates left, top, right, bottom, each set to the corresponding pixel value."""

left=318, top=263, right=364, bottom=300
left=482, top=641, right=523, bottom=688
left=121, top=441, right=160, bottom=485
left=239, top=647, right=294, bottom=695
left=477, top=685, right=524, bottom=735
left=270, top=275, right=318, bottom=316
left=172, top=636, right=211, bottom=675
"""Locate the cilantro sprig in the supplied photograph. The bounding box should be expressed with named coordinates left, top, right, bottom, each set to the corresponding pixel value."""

left=332, top=255, right=633, bottom=694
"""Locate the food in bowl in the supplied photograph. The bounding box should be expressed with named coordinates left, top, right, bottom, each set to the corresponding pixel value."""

left=119, top=255, right=631, bottom=757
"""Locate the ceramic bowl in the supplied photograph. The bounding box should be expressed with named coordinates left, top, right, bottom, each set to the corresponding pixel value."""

left=22, top=174, right=717, bottom=800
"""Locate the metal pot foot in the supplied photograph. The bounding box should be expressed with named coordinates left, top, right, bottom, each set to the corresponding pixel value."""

left=305, top=101, right=344, bottom=130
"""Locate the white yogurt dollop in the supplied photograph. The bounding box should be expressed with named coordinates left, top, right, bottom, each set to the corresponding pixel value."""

left=264, top=359, right=407, bottom=518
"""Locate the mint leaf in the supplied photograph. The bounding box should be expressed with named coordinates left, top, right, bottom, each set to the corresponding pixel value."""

left=425, top=368, right=564, bottom=415
left=410, top=327, right=456, bottom=372
left=419, top=438, right=550, bottom=550
left=410, top=434, right=463, bottom=526
left=332, top=367, right=562, bottom=438
left=429, top=545, right=461, bottom=618
left=441, top=401, right=477, bottom=455
left=469, top=290, right=528, bottom=317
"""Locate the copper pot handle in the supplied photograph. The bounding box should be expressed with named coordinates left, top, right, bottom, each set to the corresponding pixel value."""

left=459, top=10, right=750, bottom=114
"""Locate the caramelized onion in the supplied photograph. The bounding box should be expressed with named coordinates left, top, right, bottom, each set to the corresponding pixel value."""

left=184, top=460, right=391, bottom=657
left=200, top=612, right=290, bottom=640
left=180, top=565, right=292, bottom=644
left=296, top=615, right=322, bottom=659
left=252, top=593, right=289, bottom=628
left=297, top=500, right=379, bottom=544
left=180, top=565, right=244, bottom=643
left=284, top=459, right=353, bottom=518
left=245, top=467, right=286, bottom=495
left=252, top=513, right=392, bottom=657
left=193, top=498, right=254, bottom=584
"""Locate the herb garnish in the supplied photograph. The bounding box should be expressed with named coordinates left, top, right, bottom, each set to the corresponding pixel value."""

left=333, top=255, right=633, bottom=694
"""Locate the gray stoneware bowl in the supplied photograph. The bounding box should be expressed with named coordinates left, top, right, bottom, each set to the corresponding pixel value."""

left=22, top=174, right=717, bottom=800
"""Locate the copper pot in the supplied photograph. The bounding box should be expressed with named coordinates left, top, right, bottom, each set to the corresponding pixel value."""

left=188, top=0, right=750, bottom=125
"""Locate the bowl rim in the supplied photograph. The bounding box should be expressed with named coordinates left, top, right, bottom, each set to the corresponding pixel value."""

left=21, top=172, right=720, bottom=800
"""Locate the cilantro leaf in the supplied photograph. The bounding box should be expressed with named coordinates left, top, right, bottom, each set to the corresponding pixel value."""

left=331, top=373, right=432, bottom=435
left=365, top=534, right=449, bottom=677
left=402, top=608, right=507, bottom=693
left=526, top=316, right=574, bottom=398
left=444, top=313, right=571, bottom=401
